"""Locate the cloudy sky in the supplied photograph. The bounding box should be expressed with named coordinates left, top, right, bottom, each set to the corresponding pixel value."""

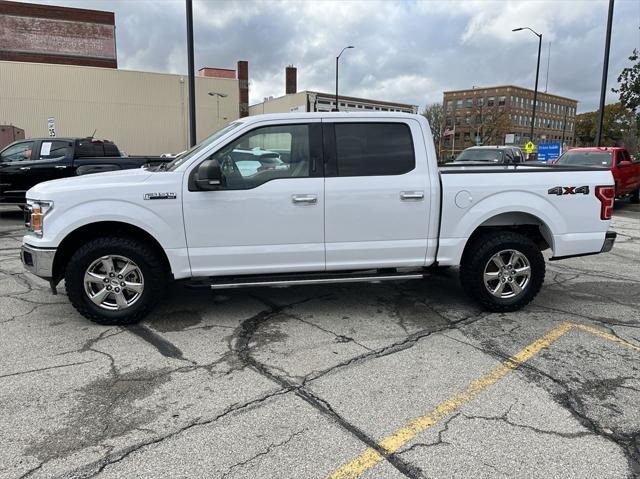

left=33, top=0, right=640, bottom=112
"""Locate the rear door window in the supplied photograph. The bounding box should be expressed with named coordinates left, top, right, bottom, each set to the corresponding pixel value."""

left=39, top=140, right=72, bottom=160
left=334, top=123, right=415, bottom=176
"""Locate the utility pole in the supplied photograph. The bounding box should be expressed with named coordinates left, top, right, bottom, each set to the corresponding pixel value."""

left=186, top=0, right=196, bottom=147
left=595, top=0, right=615, bottom=147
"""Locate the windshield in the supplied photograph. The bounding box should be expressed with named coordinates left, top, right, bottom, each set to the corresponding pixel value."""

left=165, top=122, right=242, bottom=171
left=555, top=150, right=612, bottom=167
left=455, top=148, right=504, bottom=162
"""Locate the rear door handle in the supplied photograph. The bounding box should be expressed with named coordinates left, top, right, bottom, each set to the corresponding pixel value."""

left=20, top=167, right=30, bottom=171
left=292, top=194, right=318, bottom=205
left=400, top=191, right=424, bottom=201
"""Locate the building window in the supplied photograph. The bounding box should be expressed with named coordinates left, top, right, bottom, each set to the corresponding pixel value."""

left=446, top=117, right=452, bottom=127
left=455, top=99, right=462, bottom=109
left=465, top=98, right=473, bottom=108
left=465, top=114, right=471, bottom=125
left=476, top=114, right=482, bottom=125
left=477, top=97, right=484, bottom=107
left=455, top=116, right=461, bottom=126
left=446, top=100, right=453, bottom=111
left=498, top=96, right=506, bottom=106
left=487, top=96, right=495, bottom=107
left=463, top=132, right=471, bottom=143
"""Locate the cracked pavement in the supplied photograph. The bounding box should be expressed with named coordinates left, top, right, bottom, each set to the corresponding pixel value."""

left=0, top=201, right=639, bottom=479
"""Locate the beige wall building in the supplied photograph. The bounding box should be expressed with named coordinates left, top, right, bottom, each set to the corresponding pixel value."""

left=0, top=61, right=240, bottom=155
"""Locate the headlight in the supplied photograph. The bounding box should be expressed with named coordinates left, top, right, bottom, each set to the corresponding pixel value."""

left=25, top=200, right=54, bottom=236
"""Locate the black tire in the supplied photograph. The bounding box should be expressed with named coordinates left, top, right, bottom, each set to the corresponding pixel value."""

left=460, top=231, right=545, bottom=312
left=631, top=188, right=639, bottom=204
left=65, top=236, right=169, bottom=325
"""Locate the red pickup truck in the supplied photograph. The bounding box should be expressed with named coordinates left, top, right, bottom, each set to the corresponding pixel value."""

left=554, top=147, right=640, bottom=202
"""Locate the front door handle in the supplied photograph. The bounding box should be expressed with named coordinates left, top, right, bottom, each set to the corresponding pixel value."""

left=55, top=165, right=68, bottom=169
left=292, top=194, right=318, bottom=205
left=400, top=191, right=424, bottom=201
left=20, top=167, right=30, bottom=171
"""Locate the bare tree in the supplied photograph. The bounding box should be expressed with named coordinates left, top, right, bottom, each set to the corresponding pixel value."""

left=421, top=103, right=443, bottom=152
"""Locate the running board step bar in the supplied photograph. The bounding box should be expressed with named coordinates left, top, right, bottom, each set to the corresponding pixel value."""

left=185, top=270, right=426, bottom=290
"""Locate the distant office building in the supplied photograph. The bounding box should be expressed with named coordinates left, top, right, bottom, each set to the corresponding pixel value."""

left=0, top=0, right=117, bottom=68
left=442, top=85, right=578, bottom=153
left=250, top=66, right=418, bottom=115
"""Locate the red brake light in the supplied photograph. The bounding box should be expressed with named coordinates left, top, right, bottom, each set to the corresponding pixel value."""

left=595, top=185, right=614, bottom=220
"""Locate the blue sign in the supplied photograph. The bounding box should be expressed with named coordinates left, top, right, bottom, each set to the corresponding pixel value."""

left=537, top=142, right=561, bottom=162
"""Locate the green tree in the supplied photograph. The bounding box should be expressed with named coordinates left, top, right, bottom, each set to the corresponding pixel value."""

left=575, top=103, right=636, bottom=152
left=612, top=48, right=640, bottom=115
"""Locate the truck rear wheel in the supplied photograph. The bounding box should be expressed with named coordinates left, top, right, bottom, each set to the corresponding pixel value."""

left=65, top=236, right=169, bottom=325
left=460, top=231, right=545, bottom=312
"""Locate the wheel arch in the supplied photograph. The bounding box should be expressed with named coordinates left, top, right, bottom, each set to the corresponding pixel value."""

left=52, top=221, right=173, bottom=284
left=461, top=211, right=554, bottom=265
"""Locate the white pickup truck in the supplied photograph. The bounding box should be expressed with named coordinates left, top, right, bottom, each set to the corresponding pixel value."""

left=21, top=113, right=617, bottom=325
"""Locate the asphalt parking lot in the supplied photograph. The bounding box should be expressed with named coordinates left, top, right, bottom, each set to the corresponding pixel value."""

left=1, top=202, right=639, bottom=479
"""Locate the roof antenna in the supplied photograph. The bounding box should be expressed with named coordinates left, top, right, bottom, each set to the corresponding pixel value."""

left=90, top=129, right=97, bottom=138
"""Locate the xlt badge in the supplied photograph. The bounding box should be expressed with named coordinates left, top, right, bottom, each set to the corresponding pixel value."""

left=144, top=192, right=177, bottom=200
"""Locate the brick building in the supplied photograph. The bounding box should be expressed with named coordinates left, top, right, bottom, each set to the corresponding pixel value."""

left=442, top=85, right=578, bottom=154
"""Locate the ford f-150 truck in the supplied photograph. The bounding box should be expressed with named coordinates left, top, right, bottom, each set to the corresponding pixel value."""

left=20, top=113, right=617, bottom=325
left=0, top=137, right=167, bottom=205
left=554, top=147, right=640, bottom=203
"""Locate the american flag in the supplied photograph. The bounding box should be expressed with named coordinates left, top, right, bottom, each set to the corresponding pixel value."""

left=443, top=127, right=455, bottom=137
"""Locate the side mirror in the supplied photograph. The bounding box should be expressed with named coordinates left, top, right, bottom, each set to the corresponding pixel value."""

left=195, top=159, right=224, bottom=190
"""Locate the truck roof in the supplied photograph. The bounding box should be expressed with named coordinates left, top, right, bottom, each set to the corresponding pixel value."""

left=236, top=112, right=423, bottom=124
left=567, top=146, right=625, bottom=152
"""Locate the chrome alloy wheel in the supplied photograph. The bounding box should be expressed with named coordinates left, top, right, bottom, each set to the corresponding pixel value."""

left=483, top=249, right=531, bottom=299
left=83, top=255, right=144, bottom=311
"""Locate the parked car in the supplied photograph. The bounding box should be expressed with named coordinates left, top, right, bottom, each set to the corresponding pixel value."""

left=21, top=113, right=616, bottom=325
left=554, top=147, right=639, bottom=202
left=450, top=146, right=525, bottom=164
left=0, top=137, right=168, bottom=205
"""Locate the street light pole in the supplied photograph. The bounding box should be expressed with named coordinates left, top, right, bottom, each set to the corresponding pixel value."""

left=335, top=46, right=354, bottom=112
left=513, top=27, right=543, bottom=143
left=185, top=0, right=196, bottom=147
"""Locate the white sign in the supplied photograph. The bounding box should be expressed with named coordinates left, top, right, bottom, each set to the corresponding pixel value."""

left=504, top=133, right=515, bottom=144
left=289, top=105, right=305, bottom=113
left=40, top=142, right=52, bottom=156
left=47, top=117, right=56, bottom=137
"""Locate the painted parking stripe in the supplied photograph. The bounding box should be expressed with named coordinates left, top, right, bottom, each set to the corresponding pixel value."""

left=327, top=321, right=639, bottom=479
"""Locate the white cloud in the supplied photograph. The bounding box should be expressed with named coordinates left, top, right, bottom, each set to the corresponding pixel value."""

left=25, top=0, right=640, bottom=112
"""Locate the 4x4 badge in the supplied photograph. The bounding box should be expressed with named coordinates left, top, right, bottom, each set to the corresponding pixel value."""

left=144, top=192, right=177, bottom=200
left=548, top=186, right=589, bottom=196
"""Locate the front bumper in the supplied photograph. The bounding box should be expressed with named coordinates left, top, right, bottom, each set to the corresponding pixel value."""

left=600, top=231, right=617, bottom=253
left=21, top=243, right=56, bottom=279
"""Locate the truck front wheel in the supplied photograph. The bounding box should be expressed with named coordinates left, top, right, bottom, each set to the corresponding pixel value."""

left=460, top=231, right=545, bottom=312
left=65, top=236, right=169, bottom=325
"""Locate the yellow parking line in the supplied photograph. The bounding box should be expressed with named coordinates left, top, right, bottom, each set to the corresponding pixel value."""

left=573, top=323, right=640, bottom=352
left=328, top=322, right=575, bottom=479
